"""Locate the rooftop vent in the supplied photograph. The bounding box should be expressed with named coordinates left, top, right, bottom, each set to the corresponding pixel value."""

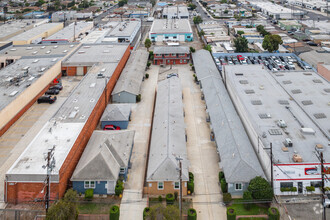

left=28, top=76, right=35, bottom=81
left=100, top=68, right=106, bottom=72
left=235, top=73, right=243, bottom=76
left=52, top=58, right=57, bottom=62
left=90, top=83, right=96, bottom=88
left=301, top=100, right=313, bottom=105
left=9, top=91, right=18, bottom=97
left=53, top=46, right=58, bottom=48
left=292, top=154, right=302, bottom=162
left=26, top=47, right=33, bottom=50
left=63, top=50, right=68, bottom=53
left=39, top=67, right=46, bottom=72
left=78, top=51, right=85, bottom=54
left=68, top=111, right=78, bottom=119
left=283, top=80, right=292, bottom=84
left=279, top=100, right=289, bottom=105
left=46, top=50, right=51, bottom=54
left=324, top=88, right=330, bottom=93
left=22, top=66, right=30, bottom=70
left=258, top=113, right=271, bottom=119
left=70, top=45, right=74, bottom=48
left=41, top=46, right=45, bottom=49
left=90, top=99, right=95, bottom=102
left=239, top=80, right=248, bottom=84
left=291, top=89, right=302, bottom=94
left=268, top=129, right=282, bottom=135
left=314, top=113, right=326, bottom=119
left=275, top=73, right=284, bottom=76
left=33, top=59, right=39, bottom=63
left=83, top=46, right=91, bottom=48
left=103, top=50, right=110, bottom=53
left=313, top=79, right=322, bottom=83
left=251, top=100, right=262, bottom=105
left=303, top=72, right=312, bottom=75
left=32, top=51, right=38, bottom=55
left=244, top=89, right=255, bottom=94
left=10, top=48, right=16, bottom=51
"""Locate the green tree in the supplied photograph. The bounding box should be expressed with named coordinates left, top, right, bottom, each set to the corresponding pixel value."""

left=202, top=2, right=207, bottom=7
left=256, top=25, right=270, bottom=36
left=199, top=30, right=205, bottom=36
left=46, top=189, right=78, bottom=220
left=262, top=34, right=283, bottom=52
left=204, top=44, right=212, bottom=52
left=248, top=176, right=273, bottom=201
left=221, top=0, right=227, bottom=3
left=188, top=3, right=197, bottom=10
left=224, top=9, right=229, bottom=14
left=234, top=37, right=248, bottom=52
left=237, top=30, right=244, bottom=35
left=118, top=0, right=128, bottom=7
left=193, top=16, right=203, bottom=24
left=144, top=38, right=151, bottom=51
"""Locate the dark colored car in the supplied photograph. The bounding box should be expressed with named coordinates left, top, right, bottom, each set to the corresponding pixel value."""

left=50, top=84, right=63, bottom=90
left=307, top=41, right=318, bottom=46
left=45, top=89, right=59, bottom=95
left=104, top=125, right=121, bottom=130
left=37, top=95, right=57, bottom=104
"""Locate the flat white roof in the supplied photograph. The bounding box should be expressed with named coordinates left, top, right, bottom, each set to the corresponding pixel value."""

left=150, top=19, right=192, bottom=34
left=45, top=22, right=93, bottom=41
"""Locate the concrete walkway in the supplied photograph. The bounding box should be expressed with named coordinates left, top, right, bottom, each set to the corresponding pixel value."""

left=119, top=65, right=159, bottom=220
left=178, top=65, right=226, bottom=219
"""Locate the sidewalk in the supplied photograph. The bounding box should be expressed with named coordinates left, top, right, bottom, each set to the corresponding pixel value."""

left=119, top=64, right=159, bottom=220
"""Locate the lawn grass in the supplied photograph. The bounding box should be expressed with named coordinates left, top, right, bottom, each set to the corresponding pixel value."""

left=149, top=198, right=192, bottom=214
left=228, top=199, right=268, bottom=215
left=78, top=203, right=113, bottom=214
left=239, top=218, right=267, bottom=220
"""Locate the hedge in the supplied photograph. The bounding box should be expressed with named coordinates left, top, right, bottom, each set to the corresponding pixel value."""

left=280, top=187, right=297, bottom=192
left=189, top=172, right=194, bottom=182
left=268, top=207, right=280, bottom=220
left=187, top=208, right=197, bottom=220
left=227, top=207, right=236, bottom=220
left=221, top=178, right=227, bottom=193
left=109, top=205, right=120, bottom=220
left=84, top=189, right=93, bottom=201
left=166, top=193, right=175, bottom=205
left=188, top=181, right=194, bottom=194
left=306, top=186, right=315, bottom=192
left=219, top=171, right=225, bottom=182
left=143, top=207, right=150, bottom=220
left=223, top=193, right=232, bottom=205
left=115, top=180, right=124, bottom=196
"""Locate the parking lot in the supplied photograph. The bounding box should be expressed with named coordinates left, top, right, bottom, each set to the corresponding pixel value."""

left=212, top=53, right=313, bottom=72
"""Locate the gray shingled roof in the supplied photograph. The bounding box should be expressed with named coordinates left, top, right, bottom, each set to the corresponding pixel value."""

left=100, top=104, right=131, bottom=122
left=146, top=77, right=189, bottom=182
left=71, top=130, right=135, bottom=181
left=192, top=50, right=265, bottom=183
left=153, top=46, right=190, bottom=55
left=112, top=49, right=149, bottom=96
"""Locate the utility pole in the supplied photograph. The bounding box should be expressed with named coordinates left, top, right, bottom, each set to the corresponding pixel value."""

left=176, top=156, right=183, bottom=219
left=44, top=146, right=55, bottom=214
left=316, top=151, right=327, bottom=220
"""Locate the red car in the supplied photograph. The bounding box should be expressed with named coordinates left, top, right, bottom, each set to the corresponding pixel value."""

left=237, top=55, right=244, bottom=61
left=103, top=125, right=121, bottom=130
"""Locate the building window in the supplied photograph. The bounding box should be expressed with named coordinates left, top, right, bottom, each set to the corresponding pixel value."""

left=280, top=182, right=293, bottom=188
left=187, top=36, right=191, bottom=39
left=158, top=182, right=164, bottom=190
left=174, top=182, right=180, bottom=189
left=311, top=181, right=322, bottom=188
left=173, top=36, right=177, bottom=39
left=172, top=54, right=176, bottom=56
left=235, top=183, right=242, bottom=191
left=165, top=54, right=169, bottom=56
left=84, top=181, right=95, bottom=189
left=167, top=60, right=170, bottom=64
left=180, top=59, right=182, bottom=63
left=120, top=167, right=125, bottom=173
left=165, top=36, right=169, bottom=39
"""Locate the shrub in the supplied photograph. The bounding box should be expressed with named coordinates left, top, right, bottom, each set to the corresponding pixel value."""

left=187, top=208, right=197, bottom=220
left=220, top=178, right=227, bottom=193
left=143, top=207, right=150, bottom=219
left=109, top=205, right=120, bottom=220
left=190, top=47, right=196, bottom=53
left=280, top=187, right=297, bottom=192
left=136, top=94, right=141, bottom=102
left=223, top=193, right=232, bottom=205
left=188, top=181, right=194, bottom=194
left=174, top=191, right=178, bottom=201
left=145, top=73, right=149, bottom=79
left=84, top=189, right=93, bottom=201
left=158, top=195, right=163, bottom=202
left=147, top=62, right=151, bottom=68
left=306, top=186, right=315, bottom=192
left=115, top=180, right=124, bottom=196
left=149, top=51, right=154, bottom=60
left=268, top=207, right=280, bottom=220
left=189, top=172, right=194, bottom=182
left=166, top=193, right=175, bottom=205
left=248, top=176, right=273, bottom=201
left=219, top=171, right=225, bottom=182
left=243, top=191, right=253, bottom=210
left=227, top=207, right=236, bottom=220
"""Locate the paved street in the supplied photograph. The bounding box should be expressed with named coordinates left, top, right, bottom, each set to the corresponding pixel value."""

left=119, top=64, right=159, bottom=220
left=0, top=77, right=81, bottom=209
left=177, top=65, right=226, bottom=219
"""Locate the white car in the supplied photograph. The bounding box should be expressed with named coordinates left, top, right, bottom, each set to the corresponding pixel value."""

left=272, top=68, right=278, bottom=72
left=215, top=59, right=221, bottom=66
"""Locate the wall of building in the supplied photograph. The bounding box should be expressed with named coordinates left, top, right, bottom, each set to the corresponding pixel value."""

left=72, top=181, right=111, bottom=195
left=154, top=59, right=189, bottom=65
left=146, top=181, right=187, bottom=196
left=150, top=33, right=193, bottom=42
left=317, top=63, right=330, bottom=81
left=112, top=91, right=137, bottom=103
left=228, top=182, right=248, bottom=197
left=101, top=120, right=129, bottom=130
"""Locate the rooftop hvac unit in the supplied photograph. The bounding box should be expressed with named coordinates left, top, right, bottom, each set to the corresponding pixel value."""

left=9, top=91, right=18, bottom=97
left=315, top=144, right=324, bottom=152
left=22, top=66, right=30, bottom=70
left=41, top=46, right=45, bottom=49
left=300, top=127, right=316, bottom=135
left=33, top=59, right=39, bottom=63
left=292, top=154, right=302, bottom=162
left=39, top=68, right=46, bottom=72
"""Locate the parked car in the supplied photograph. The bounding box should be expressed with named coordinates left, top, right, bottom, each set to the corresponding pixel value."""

left=45, top=89, right=59, bottom=95
left=104, top=125, right=121, bottom=130
left=237, top=55, right=244, bottom=61
left=307, top=41, right=318, bottom=46
left=37, top=95, right=57, bottom=104
left=50, top=84, right=63, bottom=90
left=167, top=73, right=178, bottom=78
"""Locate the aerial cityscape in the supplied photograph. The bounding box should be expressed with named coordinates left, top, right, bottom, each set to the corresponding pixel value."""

left=0, top=0, right=329, bottom=219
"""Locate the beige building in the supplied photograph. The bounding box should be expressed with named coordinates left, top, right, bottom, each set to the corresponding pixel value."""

left=146, top=77, right=189, bottom=196
left=8, top=23, right=63, bottom=45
